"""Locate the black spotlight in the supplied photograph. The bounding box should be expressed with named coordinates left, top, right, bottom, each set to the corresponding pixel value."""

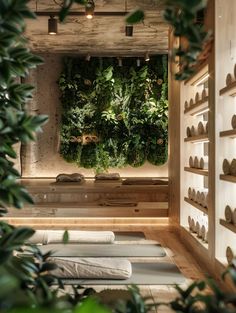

left=48, top=16, right=57, bottom=35
left=125, top=25, right=133, bottom=37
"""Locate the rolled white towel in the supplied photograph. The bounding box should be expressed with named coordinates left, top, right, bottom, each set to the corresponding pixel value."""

left=48, top=257, right=132, bottom=280
left=29, top=230, right=115, bottom=244
left=28, top=230, right=48, bottom=244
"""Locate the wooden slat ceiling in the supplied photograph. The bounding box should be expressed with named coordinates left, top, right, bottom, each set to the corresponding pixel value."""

left=26, top=0, right=169, bottom=54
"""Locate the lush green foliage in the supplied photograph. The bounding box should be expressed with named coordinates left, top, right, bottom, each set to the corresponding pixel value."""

left=59, top=56, right=168, bottom=172
left=0, top=0, right=47, bottom=213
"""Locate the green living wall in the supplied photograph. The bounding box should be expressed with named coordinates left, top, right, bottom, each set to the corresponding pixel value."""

left=59, top=56, right=168, bottom=172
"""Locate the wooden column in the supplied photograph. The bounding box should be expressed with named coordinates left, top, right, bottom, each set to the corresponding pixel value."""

left=168, top=29, right=181, bottom=225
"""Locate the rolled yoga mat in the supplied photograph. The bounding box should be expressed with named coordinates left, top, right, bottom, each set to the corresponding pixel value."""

left=49, top=257, right=132, bottom=280
left=58, top=262, right=185, bottom=285
left=29, top=230, right=115, bottom=245
left=39, top=243, right=166, bottom=257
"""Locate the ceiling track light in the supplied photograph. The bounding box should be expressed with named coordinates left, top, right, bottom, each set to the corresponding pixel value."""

left=48, top=15, right=58, bottom=35
left=125, top=25, right=133, bottom=37
left=145, top=52, right=150, bottom=62
left=85, top=0, right=95, bottom=19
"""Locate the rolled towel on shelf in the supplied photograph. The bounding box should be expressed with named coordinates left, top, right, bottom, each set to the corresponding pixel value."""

left=48, top=257, right=132, bottom=280
left=184, top=101, right=189, bottom=110
left=191, top=125, right=196, bottom=137
left=226, top=73, right=234, bottom=86
left=232, top=209, right=236, bottom=225
left=188, top=187, right=192, bottom=199
left=199, top=157, right=208, bottom=170
left=226, top=246, right=235, bottom=264
left=28, top=230, right=115, bottom=244
left=186, top=126, right=192, bottom=138
left=202, top=88, right=208, bottom=99
left=194, top=156, right=199, bottom=168
left=192, top=188, right=196, bottom=202
left=189, top=156, right=194, bottom=168
left=230, top=159, right=236, bottom=176
left=195, top=221, right=201, bottom=237
left=189, top=98, right=194, bottom=107
left=195, top=92, right=200, bottom=103
left=200, top=191, right=209, bottom=208
left=196, top=191, right=202, bottom=204
left=188, top=216, right=192, bottom=230
left=200, top=225, right=206, bottom=241
left=190, top=218, right=196, bottom=233
left=198, top=121, right=208, bottom=135
left=222, top=159, right=231, bottom=175
left=225, top=205, right=233, bottom=223
left=231, top=115, right=236, bottom=129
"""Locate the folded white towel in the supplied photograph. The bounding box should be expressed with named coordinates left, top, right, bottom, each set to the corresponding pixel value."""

left=48, top=257, right=132, bottom=280
left=29, top=230, right=115, bottom=245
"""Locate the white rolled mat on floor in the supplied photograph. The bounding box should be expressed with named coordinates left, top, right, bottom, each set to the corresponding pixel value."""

left=29, top=230, right=115, bottom=244
left=48, top=257, right=132, bottom=280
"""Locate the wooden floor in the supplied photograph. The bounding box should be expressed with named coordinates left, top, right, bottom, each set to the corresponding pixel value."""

left=58, top=225, right=206, bottom=313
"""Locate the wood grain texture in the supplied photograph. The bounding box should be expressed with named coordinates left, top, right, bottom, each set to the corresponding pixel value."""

left=26, top=1, right=168, bottom=54
left=168, top=30, right=180, bottom=225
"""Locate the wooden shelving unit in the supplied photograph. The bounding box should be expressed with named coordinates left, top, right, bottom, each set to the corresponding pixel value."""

left=184, top=134, right=209, bottom=143
left=184, top=167, right=208, bottom=176
left=219, top=81, right=236, bottom=97
left=219, top=129, right=236, bottom=138
left=184, top=197, right=208, bottom=214
left=220, top=219, right=236, bottom=234
left=182, top=227, right=209, bottom=250
left=180, top=53, right=210, bottom=262
left=219, top=174, right=236, bottom=183
left=184, top=97, right=209, bottom=115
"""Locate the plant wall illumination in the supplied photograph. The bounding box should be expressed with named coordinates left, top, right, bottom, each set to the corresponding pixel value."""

left=59, top=56, right=168, bottom=172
